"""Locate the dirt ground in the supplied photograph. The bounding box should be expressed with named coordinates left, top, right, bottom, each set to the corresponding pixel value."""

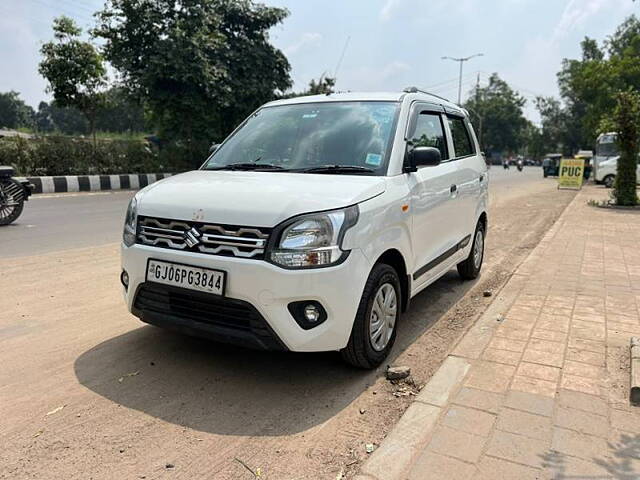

left=1, top=171, right=578, bottom=480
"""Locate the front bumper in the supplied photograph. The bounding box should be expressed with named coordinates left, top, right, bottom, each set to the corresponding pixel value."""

left=121, top=243, right=371, bottom=352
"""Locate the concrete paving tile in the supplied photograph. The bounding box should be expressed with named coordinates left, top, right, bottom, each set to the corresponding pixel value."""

left=427, top=425, right=486, bottom=463
left=608, top=429, right=640, bottom=460
left=522, top=349, right=564, bottom=368
left=407, top=451, right=476, bottom=480
left=567, top=336, right=606, bottom=354
left=442, top=405, right=496, bottom=437
left=489, top=337, right=527, bottom=353
left=476, top=456, right=545, bottom=480
left=485, top=430, right=549, bottom=468
left=482, top=348, right=521, bottom=366
left=504, top=390, right=555, bottom=417
left=560, top=374, right=602, bottom=396
left=464, top=362, right=515, bottom=393
left=554, top=406, right=608, bottom=437
left=511, top=375, right=558, bottom=398
left=566, top=347, right=605, bottom=367
left=552, top=427, right=608, bottom=460
left=497, top=408, right=552, bottom=441
left=517, top=362, right=561, bottom=383
left=528, top=338, right=566, bottom=355
left=563, top=360, right=604, bottom=380
left=531, top=328, right=567, bottom=343
left=557, top=389, right=607, bottom=416
left=452, top=387, right=504, bottom=414
left=611, top=409, right=640, bottom=433
left=543, top=453, right=615, bottom=479
left=495, top=325, right=531, bottom=341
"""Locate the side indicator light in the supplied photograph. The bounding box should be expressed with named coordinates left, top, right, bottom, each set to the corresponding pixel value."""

left=402, top=204, right=409, bottom=212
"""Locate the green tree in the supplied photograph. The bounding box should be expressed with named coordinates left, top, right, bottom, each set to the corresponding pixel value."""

left=94, top=0, right=291, bottom=146
left=35, top=101, right=89, bottom=134
left=95, top=87, right=147, bottom=133
left=39, top=16, right=107, bottom=146
left=280, top=74, right=336, bottom=99
left=0, top=91, right=35, bottom=129
left=612, top=90, right=639, bottom=206
left=558, top=16, right=640, bottom=145
left=464, top=73, right=528, bottom=157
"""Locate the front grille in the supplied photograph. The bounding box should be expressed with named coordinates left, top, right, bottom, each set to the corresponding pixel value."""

left=137, top=216, right=270, bottom=259
left=133, top=283, right=286, bottom=350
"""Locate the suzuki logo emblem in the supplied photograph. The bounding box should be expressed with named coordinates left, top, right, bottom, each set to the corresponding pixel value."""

left=184, top=227, right=203, bottom=248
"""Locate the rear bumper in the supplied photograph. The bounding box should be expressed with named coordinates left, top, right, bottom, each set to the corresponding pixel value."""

left=121, top=243, right=371, bottom=352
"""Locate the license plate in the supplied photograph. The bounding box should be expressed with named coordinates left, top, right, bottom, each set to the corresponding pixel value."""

left=146, top=259, right=225, bottom=295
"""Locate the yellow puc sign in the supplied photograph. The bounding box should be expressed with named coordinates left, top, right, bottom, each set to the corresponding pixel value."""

left=558, top=158, right=585, bottom=190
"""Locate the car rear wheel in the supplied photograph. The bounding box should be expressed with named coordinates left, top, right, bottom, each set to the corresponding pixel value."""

left=341, top=263, right=401, bottom=369
left=603, top=175, right=615, bottom=188
left=457, top=220, right=485, bottom=280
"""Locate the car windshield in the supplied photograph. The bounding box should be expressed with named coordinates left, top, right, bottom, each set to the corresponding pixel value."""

left=596, top=140, right=618, bottom=157
left=202, top=101, right=399, bottom=174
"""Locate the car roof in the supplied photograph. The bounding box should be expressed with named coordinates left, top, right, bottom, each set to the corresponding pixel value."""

left=264, top=90, right=466, bottom=115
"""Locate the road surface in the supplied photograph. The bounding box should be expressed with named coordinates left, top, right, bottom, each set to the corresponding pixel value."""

left=1, top=167, right=579, bottom=479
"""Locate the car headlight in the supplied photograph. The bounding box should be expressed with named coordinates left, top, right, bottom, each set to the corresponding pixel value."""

left=269, top=205, right=359, bottom=268
left=122, top=195, right=138, bottom=247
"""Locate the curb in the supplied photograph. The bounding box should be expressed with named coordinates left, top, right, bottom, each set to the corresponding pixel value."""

left=15, top=173, right=173, bottom=194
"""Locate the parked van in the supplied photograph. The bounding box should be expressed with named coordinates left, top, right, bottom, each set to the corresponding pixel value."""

left=595, top=155, right=640, bottom=188
left=120, top=89, right=488, bottom=368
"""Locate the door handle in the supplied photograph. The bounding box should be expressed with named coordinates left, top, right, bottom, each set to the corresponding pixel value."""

left=450, top=184, right=457, bottom=194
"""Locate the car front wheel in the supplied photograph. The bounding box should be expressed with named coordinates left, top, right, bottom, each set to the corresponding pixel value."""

left=341, top=263, right=401, bottom=369
left=603, top=175, right=615, bottom=188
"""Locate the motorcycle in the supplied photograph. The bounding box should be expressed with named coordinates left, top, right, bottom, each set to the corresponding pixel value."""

left=517, top=163, right=523, bottom=172
left=0, top=166, right=34, bottom=225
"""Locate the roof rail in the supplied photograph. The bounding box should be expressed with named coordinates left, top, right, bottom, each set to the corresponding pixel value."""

left=403, top=86, right=451, bottom=103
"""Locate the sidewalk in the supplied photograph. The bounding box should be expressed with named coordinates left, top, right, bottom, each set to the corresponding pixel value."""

left=357, top=185, right=640, bottom=480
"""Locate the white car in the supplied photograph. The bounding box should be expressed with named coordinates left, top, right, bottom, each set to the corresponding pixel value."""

left=121, top=89, right=488, bottom=368
left=595, top=155, right=640, bottom=188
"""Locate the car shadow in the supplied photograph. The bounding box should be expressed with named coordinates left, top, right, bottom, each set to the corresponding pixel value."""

left=73, top=270, right=473, bottom=436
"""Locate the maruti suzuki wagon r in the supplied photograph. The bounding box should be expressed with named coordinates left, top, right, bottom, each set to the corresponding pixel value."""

left=121, top=88, right=488, bottom=368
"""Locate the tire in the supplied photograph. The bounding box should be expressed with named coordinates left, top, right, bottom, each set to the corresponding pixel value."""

left=603, top=175, right=615, bottom=188
left=341, top=263, right=401, bottom=369
left=457, top=221, right=485, bottom=280
left=0, top=178, right=25, bottom=226
left=543, top=168, right=548, bottom=178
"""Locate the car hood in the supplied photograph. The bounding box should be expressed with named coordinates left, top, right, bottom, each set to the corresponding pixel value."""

left=137, top=170, right=386, bottom=227
left=599, top=156, right=619, bottom=167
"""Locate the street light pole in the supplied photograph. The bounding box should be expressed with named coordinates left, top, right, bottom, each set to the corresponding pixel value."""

left=441, top=53, right=484, bottom=105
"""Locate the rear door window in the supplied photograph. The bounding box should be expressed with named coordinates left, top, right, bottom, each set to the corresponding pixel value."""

left=409, top=112, right=449, bottom=161
left=447, top=116, right=475, bottom=158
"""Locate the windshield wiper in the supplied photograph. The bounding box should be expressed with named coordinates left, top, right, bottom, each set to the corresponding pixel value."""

left=296, top=164, right=375, bottom=174
left=207, top=162, right=288, bottom=171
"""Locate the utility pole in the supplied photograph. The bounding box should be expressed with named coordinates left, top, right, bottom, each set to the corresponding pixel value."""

left=476, top=73, right=483, bottom=150
left=441, top=53, right=484, bottom=104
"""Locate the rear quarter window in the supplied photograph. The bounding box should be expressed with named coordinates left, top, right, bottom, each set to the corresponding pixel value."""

left=447, top=116, right=475, bottom=158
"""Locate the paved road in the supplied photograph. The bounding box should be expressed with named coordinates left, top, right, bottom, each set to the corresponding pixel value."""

left=1, top=166, right=576, bottom=479
left=0, top=167, right=542, bottom=258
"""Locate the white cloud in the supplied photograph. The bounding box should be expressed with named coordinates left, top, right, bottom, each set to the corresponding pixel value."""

left=283, top=32, right=322, bottom=56
left=553, top=0, right=620, bottom=42
left=379, top=0, right=403, bottom=22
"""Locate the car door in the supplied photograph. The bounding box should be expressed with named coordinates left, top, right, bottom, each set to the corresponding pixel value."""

left=445, top=111, right=485, bottom=241
left=406, top=104, right=461, bottom=285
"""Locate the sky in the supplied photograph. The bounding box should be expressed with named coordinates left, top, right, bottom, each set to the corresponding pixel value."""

left=0, top=0, right=637, bottom=123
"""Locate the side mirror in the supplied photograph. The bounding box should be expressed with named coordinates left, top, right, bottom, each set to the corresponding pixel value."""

left=209, top=143, right=220, bottom=153
left=405, top=146, right=441, bottom=172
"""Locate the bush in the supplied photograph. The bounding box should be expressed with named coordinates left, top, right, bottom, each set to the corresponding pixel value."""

left=0, top=135, right=204, bottom=176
